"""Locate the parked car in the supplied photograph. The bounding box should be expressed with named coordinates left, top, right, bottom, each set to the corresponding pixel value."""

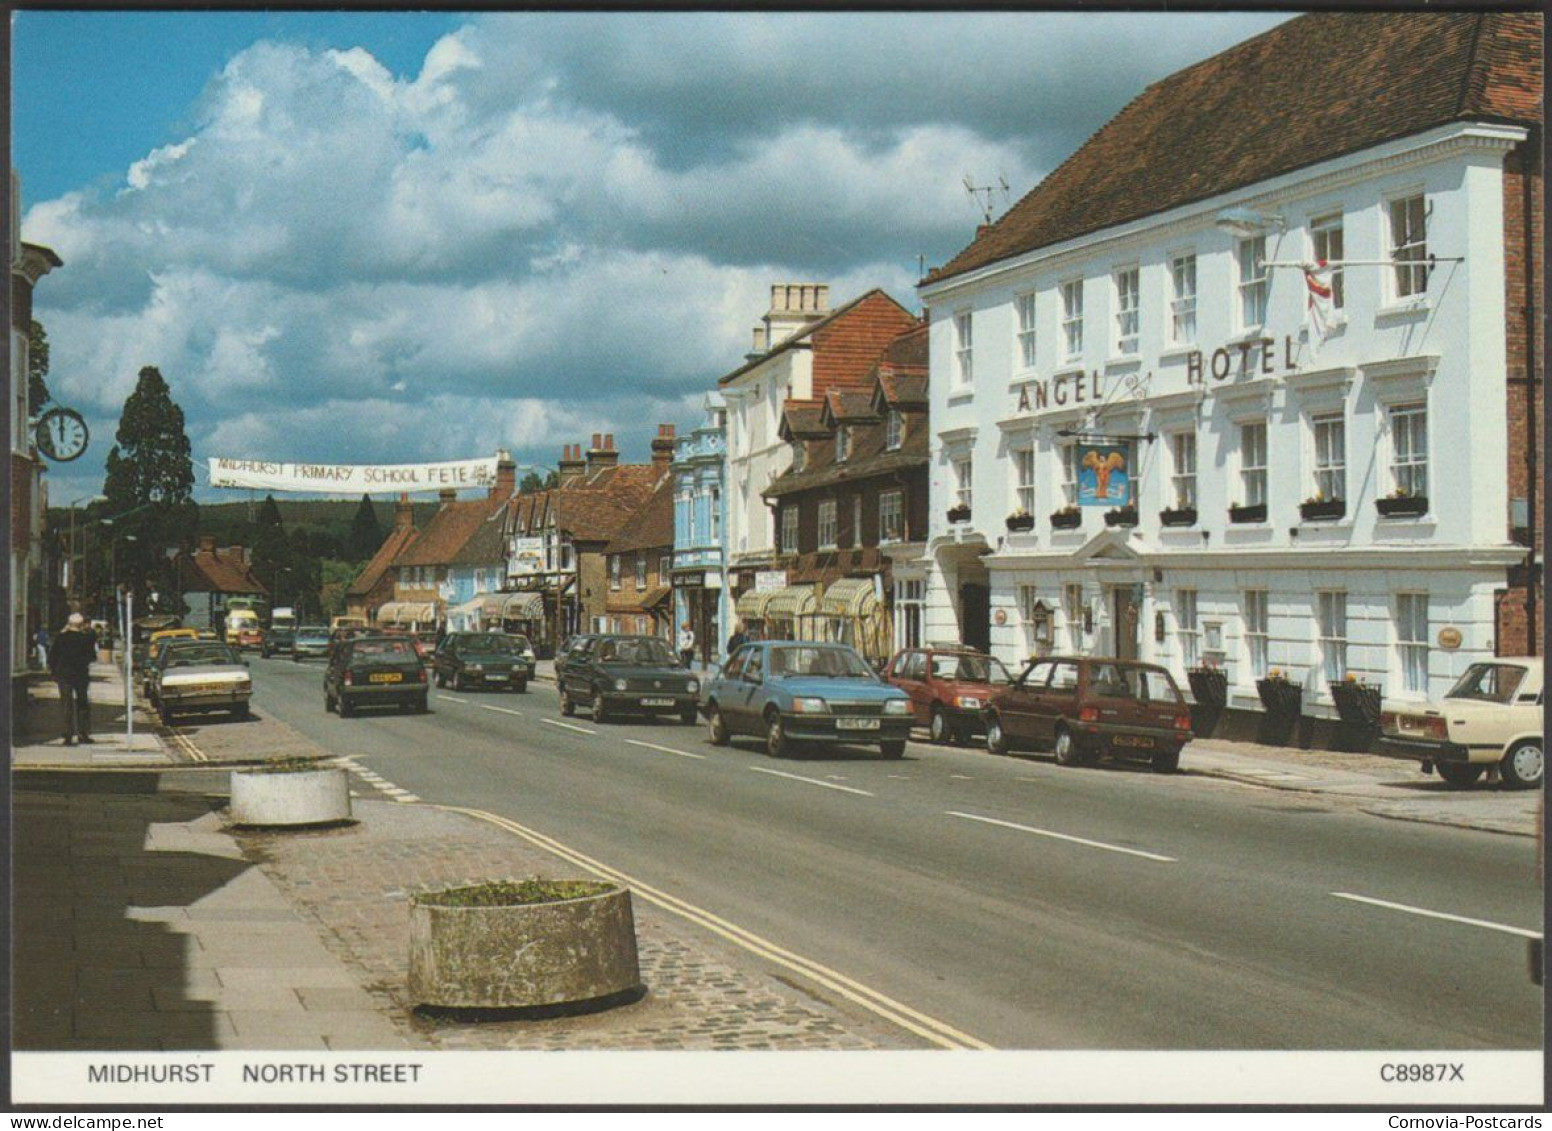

left=985, top=656, right=1193, bottom=773
left=432, top=632, right=535, bottom=692
left=141, top=629, right=200, bottom=695
left=261, top=625, right=296, bottom=659
left=152, top=640, right=252, bottom=725
left=885, top=647, right=1014, bottom=744
left=556, top=633, right=597, bottom=666
left=324, top=635, right=429, bottom=717
left=290, top=625, right=331, bottom=661
left=701, top=641, right=912, bottom=759
left=1379, top=657, right=1544, bottom=789
left=558, top=634, right=699, bottom=724
left=327, top=624, right=369, bottom=659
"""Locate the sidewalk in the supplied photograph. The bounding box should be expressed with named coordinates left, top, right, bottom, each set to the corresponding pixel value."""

left=14, top=661, right=165, bottom=767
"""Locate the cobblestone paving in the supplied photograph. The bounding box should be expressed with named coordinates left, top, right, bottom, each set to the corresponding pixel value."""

left=237, top=802, right=909, bottom=1051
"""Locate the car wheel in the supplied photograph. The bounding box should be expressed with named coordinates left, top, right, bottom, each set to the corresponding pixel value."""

left=1150, top=747, right=1181, bottom=774
left=1434, top=761, right=1485, bottom=788
left=415, top=694, right=429, bottom=714
left=1500, top=740, right=1544, bottom=790
left=231, top=703, right=251, bottom=721
left=514, top=679, right=528, bottom=694
left=339, top=697, right=355, bottom=718
left=880, top=740, right=905, bottom=760
left=1053, top=725, right=1083, bottom=767
left=560, top=687, right=575, bottom=716
left=765, top=710, right=792, bottom=758
left=679, top=706, right=697, bottom=726
left=594, top=694, right=612, bottom=724
left=160, top=708, right=175, bottom=727
left=929, top=707, right=950, bottom=745
left=707, top=705, right=730, bottom=746
left=986, top=713, right=1009, bottom=756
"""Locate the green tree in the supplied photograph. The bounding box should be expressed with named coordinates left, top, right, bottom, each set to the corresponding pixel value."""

left=101, top=366, right=198, bottom=607
left=250, top=494, right=290, bottom=606
left=28, top=320, right=50, bottom=408
left=347, top=493, right=383, bottom=561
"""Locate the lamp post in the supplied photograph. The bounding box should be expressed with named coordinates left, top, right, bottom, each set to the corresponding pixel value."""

left=66, top=494, right=106, bottom=607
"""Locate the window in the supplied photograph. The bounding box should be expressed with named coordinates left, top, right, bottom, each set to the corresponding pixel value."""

left=709, top=486, right=721, bottom=542
left=780, top=506, right=798, bottom=555
left=1175, top=589, right=1199, bottom=670
left=1389, top=403, right=1428, bottom=499
left=852, top=495, right=863, bottom=548
left=1310, top=214, right=1344, bottom=309
left=954, top=311, right=974, bottom=385
left=1396, top=592, right=1429, bottom=695
left=1239, top=420, right=1268, bottom=507
left=1114, top=266, right=1140, bottom=355
left=610, top=556, right=622, bottom=590
left=896, top=578, right=925, bottom=649
left=818, top=498, right=838, bottom=549
left=885, top=409, right=903, bottom=451
left=953, top=457, right=973, bottom=511
left=1170, top=253, right=1197, bottom=345
left=1237, top=236, right=1268, bottom=329
left=1013, top=448, right=1036, bottom=515
left=1170, top=431, right=1197, bottom=509
left=791, top=441, right=806, bottom=472
left=1201, top=620, right=1226, bottom=670
left=878, top=490, right=904, bottom=544
left=1059, top=444, right=1080, bottom=508
left=635, top=555, right=646, bottom=589
left=1015, top=292, right=1038, bottom=369
left=1311, top=413, right=1346, bottom=501
left=1244, top=590, right=1269, bottom=679
left=660, top=553, right=672, bottom=582
left=1063, top=583, right=1085, bottom=652
left=1060, top=280, right=1084, bottom=360
left=1390, top=194, right=1428, bottom=299
left=1316, top=590, right=1348, bottom=682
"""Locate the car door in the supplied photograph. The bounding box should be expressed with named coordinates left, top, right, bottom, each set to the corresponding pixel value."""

left=563, top=639, right=594, bottom=701
left=1038, top=660, right=1083, bottom=743
left=730, top=647, right=765, bottom=733
left=890, top=651, right=925, bottom=724
left=1000, top=660, right=1052, bottom=742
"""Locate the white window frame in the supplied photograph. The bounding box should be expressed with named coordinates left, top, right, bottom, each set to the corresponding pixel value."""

left=953, top=456, right=973, bottom=511
left=1063, top=583, right=1086, bottom=652
left=1394, top=592, right=1430, bottom=696
left=1388, top=402, right=1429, bottom=499
left=1169, top=430, right=1197, bottom=509
left=1060, top=280, right=1084, bottom=361
left=1238, top=420, right=1268, bottom=508
left=1236, top=236, right=1268, bottom=330
left=791, top=440, right=806, bottom=472
left=1015, top=292, right=1038, bottom=371
left=1169, top=252, right=1197, bottom=345
left=1114, top=265, right=1140, bottom=356
left=835, top=426, right=850, bottom=464
left=780, top=506, right=799, bottom=555
left=1013, top=448, right=1036, bottom=516
left=818, top=498, right=838, bottom=550
left=610, top=555, right=622, bottom=591
left=851, top=495, right=863, bottom=548
left=878, top=489, right=904, bottom=544
left=1243, top=590, right=1269, bottom=681
left=1309, top=412, right=1346, bottom=503
left=1316, top=590, right=1349, bottom=683
left=1388, top=193, right=1428, bottom=300
left=954, top=310, right=974, bottom=385
left=1059, top=443, right=1080, bottom=508
left=1309, top=213, right=1345, bottom=310
left=1175, top=589, right=1199, bottom=671
left=885, top=409, right=903, bottom=451
left=659, top=553, right=672, bottom=583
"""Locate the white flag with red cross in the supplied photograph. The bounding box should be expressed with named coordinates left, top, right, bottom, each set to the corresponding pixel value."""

left=1305, top=260, right=1335, bottom=355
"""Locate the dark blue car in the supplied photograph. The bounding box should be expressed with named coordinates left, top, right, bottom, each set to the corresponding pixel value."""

left=701, top=641, right=912, bottom=758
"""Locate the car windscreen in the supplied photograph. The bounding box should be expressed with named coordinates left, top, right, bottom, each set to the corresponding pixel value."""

left=506, top=635, right=532, bottom=652
left=297, top=628, right=329, bottom=641
left=931, top=653, right=1012, bottom=684
left=163, top=645, right=241, bottom=668
left=350, top=639, right=417, bottom=661
left=1445, top=663, right=1527, bottom=704
left=768, top=646, right=874, bottom=679
left=594, top=638, right=676, bottom=665
left=459, top=635, right=519, bottom=655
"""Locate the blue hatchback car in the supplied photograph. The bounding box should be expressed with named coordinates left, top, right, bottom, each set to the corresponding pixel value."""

left=701, top=641, right=912, bottom=758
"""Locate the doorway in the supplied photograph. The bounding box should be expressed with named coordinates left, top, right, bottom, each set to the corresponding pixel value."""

left=1110, top=585, right=1139, bottom=660
left=960, top=582, right=991, bottom=653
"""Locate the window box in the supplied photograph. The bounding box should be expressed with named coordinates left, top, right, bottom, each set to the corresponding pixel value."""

left=1050, top=508, right=1082, bottom=531
left=1229, top=503, right=1267, bottom=524
left=1255, top=675, right=1303, bottom=718
left=1005, top=513, right=1035, bottom=533
left=1103, top=506, right=1138, bottom=528
left=947, top=504, right=972, bottom=524
left=1328, top=679, right=1383, bottom=728
left=1376, top=494, right=1429, bottom=518
left=1159, top=506, right=1197, bottom=528
left=1186, top=665, right=1228, bottom=739
left=1299, top=498, right=1346, bottom=522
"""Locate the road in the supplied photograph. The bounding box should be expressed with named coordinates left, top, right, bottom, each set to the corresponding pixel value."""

left=244, top=654, right=1541, bottom=1051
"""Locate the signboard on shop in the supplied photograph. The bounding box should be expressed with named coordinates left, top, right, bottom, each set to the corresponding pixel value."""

left=507, top=537, right=546, bottom=577
left=755, top=570, right=788, bottom=593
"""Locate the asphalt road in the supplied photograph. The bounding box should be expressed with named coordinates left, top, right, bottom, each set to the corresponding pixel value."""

left=246, top=655, right=1541, bottom=1051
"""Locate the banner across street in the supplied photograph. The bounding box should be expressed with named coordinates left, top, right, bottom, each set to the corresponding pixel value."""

left=208, top=455, right=499, bottom=494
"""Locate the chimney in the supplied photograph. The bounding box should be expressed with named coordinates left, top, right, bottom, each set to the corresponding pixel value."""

left=490, top=449, right=516, bottom=500
left=763, top=282, right=829, bottom=348
left=586, top=432, right=619, bottom=474
left=557, top=443, right=587, bottom=487
left=746, top=325, right=768, bottom=362
left=439, top=487, right=458, bottom=504
left=395, top=492, right=414, bottom=531
left=976, top=224, right=993, bottom=240
left=651, top=423, right=676, bottom=469
left=198, top=534, right=216, bottom=554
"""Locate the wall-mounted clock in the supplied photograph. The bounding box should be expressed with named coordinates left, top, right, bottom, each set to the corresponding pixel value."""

left=35, top=406, right=89, bottom=462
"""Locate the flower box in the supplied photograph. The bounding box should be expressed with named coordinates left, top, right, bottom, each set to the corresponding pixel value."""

left=1229, top=503, right=1268, bottom=525
left=1329, top=679, right=1383, bottom=728
left=1159, top=506, right=1198, bottom=528
left=947, top=504, right=972, bottom=524
left=1005, top=513, right=1036, bottom=533
left=1299, top=498, right=1346, bottom=522
left=1376, top=495, right=1429, bottom=518
left=1186, top=666, right=1228, bottom=739
left=1049, top=509, right=1082, bottom=531
left=1104, top=506, right=1138, bottom=528
left=1255, top=676, right=1303, bottom=717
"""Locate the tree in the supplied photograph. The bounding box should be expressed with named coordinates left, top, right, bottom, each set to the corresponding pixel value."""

left=28, top=320, right=50, bottom=408
left=347, top=493, right=383, bottom=561
left=519, top=469, right=560, bottom=492
left=101, top=366, right=198, bottom=608
left=250, top=494, right=290, bottom=606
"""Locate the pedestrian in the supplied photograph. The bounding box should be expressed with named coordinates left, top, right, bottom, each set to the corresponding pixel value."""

left=33, top=625, right=49, bottom=671
left=725, top=621, right=748, bottom=659
left=678, top=621, right=696, bottom=670
left=50, top=613, right=97, bottom=746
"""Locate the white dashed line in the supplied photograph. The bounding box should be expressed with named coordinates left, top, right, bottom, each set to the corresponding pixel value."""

left=394, top=794, right=421, bottom=804
left=437, top=694, right=470, bottom=704
left=624, top=739, right=705, bottom=760
left=749, top=767, right=874, bottom=797
left=949, top=774, right=974, bottom=780
left=1331, top=892, right=1542, bottom=939
left=887, top=775, right=912, bottom=780
left=479, top=704, right=525, bottom=717
left=947, top=811, right=1176, bottom=863
left=542, top=718, right=597, bottom=736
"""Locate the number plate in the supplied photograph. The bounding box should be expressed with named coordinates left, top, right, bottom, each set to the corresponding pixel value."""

left=836, top=717, right=881, bottom=731
left=641, top=697, right=675, bottom=707
left=1112, top=734, right=1154, bottom=748
left=483, top=673, right=508, bottom=681
left=369, top=672, right=403, bottom=683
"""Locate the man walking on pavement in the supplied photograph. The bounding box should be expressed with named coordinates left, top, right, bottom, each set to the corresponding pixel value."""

left=50, top=613, right=97, bottom=746
left=678, top=622, right=696, bottom=670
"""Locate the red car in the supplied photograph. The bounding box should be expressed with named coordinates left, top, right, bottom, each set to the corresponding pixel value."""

left=885, top=647, right=1015, bottom=744
left=985, top=655, right=1193, bottom=773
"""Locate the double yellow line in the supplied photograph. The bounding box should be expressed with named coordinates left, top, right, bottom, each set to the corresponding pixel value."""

left=435, top=802, right=992, bottom=1051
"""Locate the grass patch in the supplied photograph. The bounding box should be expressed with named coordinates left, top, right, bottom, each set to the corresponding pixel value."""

left=244, top=756, right=332, bottom=775
left=415, top=880, right=613, bottom=908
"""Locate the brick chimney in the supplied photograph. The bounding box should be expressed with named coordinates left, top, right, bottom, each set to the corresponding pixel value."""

left=439, top=487, right=458, bottom=504
left=651, top=423, right=676, bottom=469
left=763, top=282, right=829, bottom=348
left=395, top=492, right=414, bottom=531
left=585, top=432, right=619, bottom=475
left=490, top=449, right=516, bottom=500
left=198, top=534, right=216, bottom=554
left=557, top=443, right=587, bottom=487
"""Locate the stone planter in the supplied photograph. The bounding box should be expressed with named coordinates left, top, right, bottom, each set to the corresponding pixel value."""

left=1376, top=495, right=1429, bottom=519
left=1005, top=513, right=1035, bottom=533
left=1159, top=506, right=1197, bottom=528
left=1299, top=498, right=1346, bottom=522
left=1050, top=509, right=1082, bottom=531
left=409, top=880, right=641, bottom=1011
left=1229, top=503, right=1268, bottom=524
left=230, top=763, right=351, bottom=828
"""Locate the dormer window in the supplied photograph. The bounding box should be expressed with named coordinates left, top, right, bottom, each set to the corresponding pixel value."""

left=791, top=441, right=806, bottom=472
left=885, top=409, right=903, bottom=451
left=836, top=426, right=851, bottom=463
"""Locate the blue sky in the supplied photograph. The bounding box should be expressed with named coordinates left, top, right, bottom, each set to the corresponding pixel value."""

left=14, top=11, right=1289, bottom=503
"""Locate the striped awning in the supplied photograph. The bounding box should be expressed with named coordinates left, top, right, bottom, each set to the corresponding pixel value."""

left=481, top=591, right=544, bottom=620
left=735, top=588, right=781, bottom=621
left=765, top=585, right=820, bottom=621
left=374, top=601, right=438, bottom=627
left=820, top=577, right=879, bottom=619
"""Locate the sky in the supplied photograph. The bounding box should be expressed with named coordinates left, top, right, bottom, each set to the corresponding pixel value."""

left=15, top=10, right=1291, bottom=504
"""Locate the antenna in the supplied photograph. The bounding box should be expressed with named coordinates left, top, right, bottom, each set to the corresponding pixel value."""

left=963, top=174, right=1011, bottom=225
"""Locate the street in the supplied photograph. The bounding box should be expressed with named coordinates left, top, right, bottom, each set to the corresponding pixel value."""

left=238, top=654, right=1540, bottom=1051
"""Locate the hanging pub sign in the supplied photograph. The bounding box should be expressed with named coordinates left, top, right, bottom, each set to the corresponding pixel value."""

left=1076, top=442, right=1132, bottom=507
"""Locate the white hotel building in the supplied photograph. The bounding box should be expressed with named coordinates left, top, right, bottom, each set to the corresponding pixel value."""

left=917, top=12, right=1542, bottom=722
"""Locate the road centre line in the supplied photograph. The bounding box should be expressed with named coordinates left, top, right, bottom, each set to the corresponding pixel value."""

left=624, top=739, right=705, bottom=760
left=479, top=704, right=525, bottom=717
left=541, top=718, right=597, bottom=736
left=946, top=811, right=1177, bottom=863
left=433, top=802, right=989, bottom=1051
left=749, top=767, right=874, bottom=796
left=437, top=695, right=469, bottom=704
left=1331, top=892, right=1543, bottom=939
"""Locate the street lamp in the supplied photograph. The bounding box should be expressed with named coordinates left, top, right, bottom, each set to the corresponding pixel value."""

left=66, top=494, right=106, bottom=606
left=1214, top=206, right=1286, bottom=239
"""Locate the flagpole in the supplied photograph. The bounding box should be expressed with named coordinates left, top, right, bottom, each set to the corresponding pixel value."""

left=1262, top=258, right=1463, bottom=269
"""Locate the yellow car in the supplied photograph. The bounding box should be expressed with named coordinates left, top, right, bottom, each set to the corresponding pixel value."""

left=1381, top=657, right=1544, bottom=789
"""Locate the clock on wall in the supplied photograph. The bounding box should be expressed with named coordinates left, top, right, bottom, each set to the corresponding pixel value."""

left=34, top=406, right=89, bottom=462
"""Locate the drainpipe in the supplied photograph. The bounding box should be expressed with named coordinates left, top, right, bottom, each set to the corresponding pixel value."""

left=1522, top=138, right=1539, bottom=654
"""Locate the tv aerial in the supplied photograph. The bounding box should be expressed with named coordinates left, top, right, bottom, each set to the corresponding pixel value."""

left=964, top=174, right=1010, bottom=225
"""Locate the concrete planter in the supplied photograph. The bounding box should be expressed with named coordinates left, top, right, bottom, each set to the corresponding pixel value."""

left=409, top=880, right=641, bottom=1010
left=230, top=765, right=351, bottom=828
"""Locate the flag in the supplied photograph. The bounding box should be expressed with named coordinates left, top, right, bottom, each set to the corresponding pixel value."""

left=1304, top=260, right=1335, bottom=355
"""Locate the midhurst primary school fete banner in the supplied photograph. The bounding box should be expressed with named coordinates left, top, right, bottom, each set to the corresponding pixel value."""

left=209, top=455, right=499, bottom=494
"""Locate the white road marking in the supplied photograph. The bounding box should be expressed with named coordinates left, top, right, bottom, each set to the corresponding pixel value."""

left=437, top=695, right=470, bottom=704
left=749, top=767, right=874, bottom=797
left=947, top=810, right=1176, bottom=863
left=394, top=794, right=421, bottom=804
left=1331, top=892, right=1542, bottom=939
left=480, top=704, right=525, bottom=717
left=887, top=774, right=912, bottom=780
left=949, top=774, right=974, bottom=780
left=624, top=739, right=705, bottom=760
left=541, top=718, right=597, bottom=736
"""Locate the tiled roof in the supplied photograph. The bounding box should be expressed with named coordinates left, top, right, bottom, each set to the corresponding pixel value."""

left=449, top=501, right=510, bottom=567
left=717, top=289, right=918, bottom=393
left=779, top=400, right=829, bottom=441
left=765, top=399, right=928, bottom=500
left=875, top=371, right=928, bottom=411
left=821, top=390, right=879, bottom=427
left=552, top=464, right=667, bottom=544
left=605, top=586, right=672, bottom=615
left=927, top=12, right=1543, bottom=286
left=179, top=545, right=268, bottom=596
left=607, top=475, right=675, bottom=554
left=347, top=523, right=418, bottom=597
left=394, top=497, right=504, bottom=567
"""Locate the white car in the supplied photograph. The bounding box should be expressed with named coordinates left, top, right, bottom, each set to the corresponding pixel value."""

left=155, top=640, right=253, bottom=726
left=1380, top=657, right=1544, bottom=789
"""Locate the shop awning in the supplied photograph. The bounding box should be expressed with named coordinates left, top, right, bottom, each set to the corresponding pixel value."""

left=481, top=591, right=544, bottom=620
left=452, top=595, right=486, bottom=618
left=819, top=577, right=879, bottom=619
left=765, top=585, right=820, bottom=621
left=735, top=588, right=781, bottom=621
left=374, top=601, right=438, bottom=627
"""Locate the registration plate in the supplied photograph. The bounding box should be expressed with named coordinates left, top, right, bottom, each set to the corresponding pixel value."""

left=641, top=697, right=676, bottom=707
left=483, top=673, right=508, bottom=682
left=836, top=717, right=881, bottom=731
left=369, top=672, right=403, bottom=684
left=1112, top=734, right=1154, bottom=748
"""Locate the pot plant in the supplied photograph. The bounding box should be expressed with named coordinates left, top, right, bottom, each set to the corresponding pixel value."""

left=1376, top=489, right=1429, bottom=518
left=230, top=756, right=351, bottom=828
left=1186, top=664, right=1229, bottom=739
left=1229, top=501, right=1268, bottom=524
left=946, top=503, right=972, bottom=524
left=1159, top=504, right=1198, bottom=527
left=1299, top=493, right=1346, bottom=522
left=409, top=879, right=641, bottom=1011
left=1104, top=505, right=1138, bottom=528
left=1255, top=669, right=1304, bottom=716
left=1005, top=508, right=1036, bottom=533
left=1329, top=674, right=1384, bottom=753
left=1049, top=505, right=1082, bottom=531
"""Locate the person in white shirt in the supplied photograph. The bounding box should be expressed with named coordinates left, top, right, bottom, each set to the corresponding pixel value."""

left=678, top=623, right=696, bottom=669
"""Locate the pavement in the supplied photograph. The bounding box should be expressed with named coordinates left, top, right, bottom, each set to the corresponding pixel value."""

left=10, top=658, right=1539, bottom=1054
